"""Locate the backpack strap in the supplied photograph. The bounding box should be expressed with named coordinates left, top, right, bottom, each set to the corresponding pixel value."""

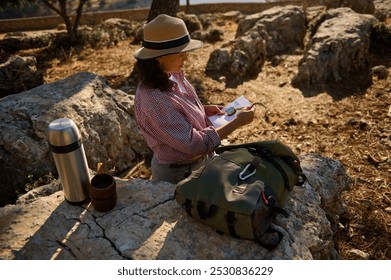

left=183, top=200, right=220, bottom=220
left=226, top=211, right=240, bottom=239
left=216, top=141, right=307, bottom=188
left=251, top=147, right=292, bottom=191
left=261, top=188, right=289, bottom=218
left=183, top=199, right=193, bottom=217
left=196, top=201, right=218, bottom=220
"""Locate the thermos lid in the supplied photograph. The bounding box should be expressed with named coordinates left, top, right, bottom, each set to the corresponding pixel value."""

left=47, top=118, right=81, bottom=147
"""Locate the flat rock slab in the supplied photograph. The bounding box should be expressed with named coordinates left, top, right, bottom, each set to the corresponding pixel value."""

left=0, top=154, right=350, bottom=260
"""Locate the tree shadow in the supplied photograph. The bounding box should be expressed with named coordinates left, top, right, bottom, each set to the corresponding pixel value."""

left=13, top=199, right=97, bottom=260
left=11, top=179, right=178, bottom=260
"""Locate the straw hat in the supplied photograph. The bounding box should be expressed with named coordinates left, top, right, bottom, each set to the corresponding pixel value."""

left=134, top=14, right=203, bottom=60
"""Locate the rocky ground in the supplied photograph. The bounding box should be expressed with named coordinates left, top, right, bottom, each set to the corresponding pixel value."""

left=2, top=15, right=390, bottom=260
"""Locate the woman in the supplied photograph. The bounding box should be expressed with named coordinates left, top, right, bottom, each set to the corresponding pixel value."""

left=134, top=14, right=254, bottom=183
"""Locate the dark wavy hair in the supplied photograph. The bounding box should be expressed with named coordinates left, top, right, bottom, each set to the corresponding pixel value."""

left=134, top=59, right=173, bottom=92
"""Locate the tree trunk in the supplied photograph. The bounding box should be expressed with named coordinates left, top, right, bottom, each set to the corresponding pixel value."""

left=147, top=0, right=179, bottom=22
left=302, top=0, right=307, bottom=12
left=73, top=0, right=88, bottom=34
left=41, top=0, right=88, bottom=45
left=58, top=0, right=77, bottom=44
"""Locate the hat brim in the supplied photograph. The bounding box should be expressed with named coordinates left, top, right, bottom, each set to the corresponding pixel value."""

left=134, top=39, right=203, bottom=60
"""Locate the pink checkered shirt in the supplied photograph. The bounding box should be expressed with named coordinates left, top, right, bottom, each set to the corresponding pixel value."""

left=134, top=71, right=221, bottom=164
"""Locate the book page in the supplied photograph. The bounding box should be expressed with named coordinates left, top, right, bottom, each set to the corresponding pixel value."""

left=208, top=96, right=252, bottom=128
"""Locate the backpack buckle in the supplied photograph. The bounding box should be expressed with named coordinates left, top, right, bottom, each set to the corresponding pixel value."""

left=239, top=164, right=257, bottom=180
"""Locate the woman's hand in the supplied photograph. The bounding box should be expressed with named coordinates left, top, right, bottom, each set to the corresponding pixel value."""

left=234, top=105, right=255, bottom=127
left=204, top=105, right=225, bottom=117
left=215, top=105, right=255, bottom=139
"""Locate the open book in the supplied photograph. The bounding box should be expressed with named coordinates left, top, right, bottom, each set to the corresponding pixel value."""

left=208, top=96, right=252, bottom=128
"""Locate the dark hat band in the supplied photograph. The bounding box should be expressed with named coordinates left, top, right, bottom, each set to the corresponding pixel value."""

left=143, top=34, right=190, bottom=50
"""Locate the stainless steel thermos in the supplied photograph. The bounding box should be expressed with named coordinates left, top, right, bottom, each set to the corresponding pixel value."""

left=47, top=118, right=90, bottom=204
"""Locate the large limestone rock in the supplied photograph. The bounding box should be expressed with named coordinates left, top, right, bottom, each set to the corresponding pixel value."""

left=373, top=0, right=391, bottom=21
left=0, top=55, right=43, bottom=97
left=0, top=154, right=351, bottom=260
left=206, top=5, right=305, bottom=85
left=293, top=8, right=377, bottom=86
left=177, top=12, right=203, bottom=34
left=321, top=0, right=375, bottom=14
left=79, top=18, right=143, bottom=47
left=241, top=5, right=306, bottom=57
left=0, top=32, right=58, bottom=53
left=0, top=72, right=149, bottom=206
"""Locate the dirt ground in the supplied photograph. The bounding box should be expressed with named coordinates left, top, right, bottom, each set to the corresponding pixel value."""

left=6, top=16, right=391, bottom=260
